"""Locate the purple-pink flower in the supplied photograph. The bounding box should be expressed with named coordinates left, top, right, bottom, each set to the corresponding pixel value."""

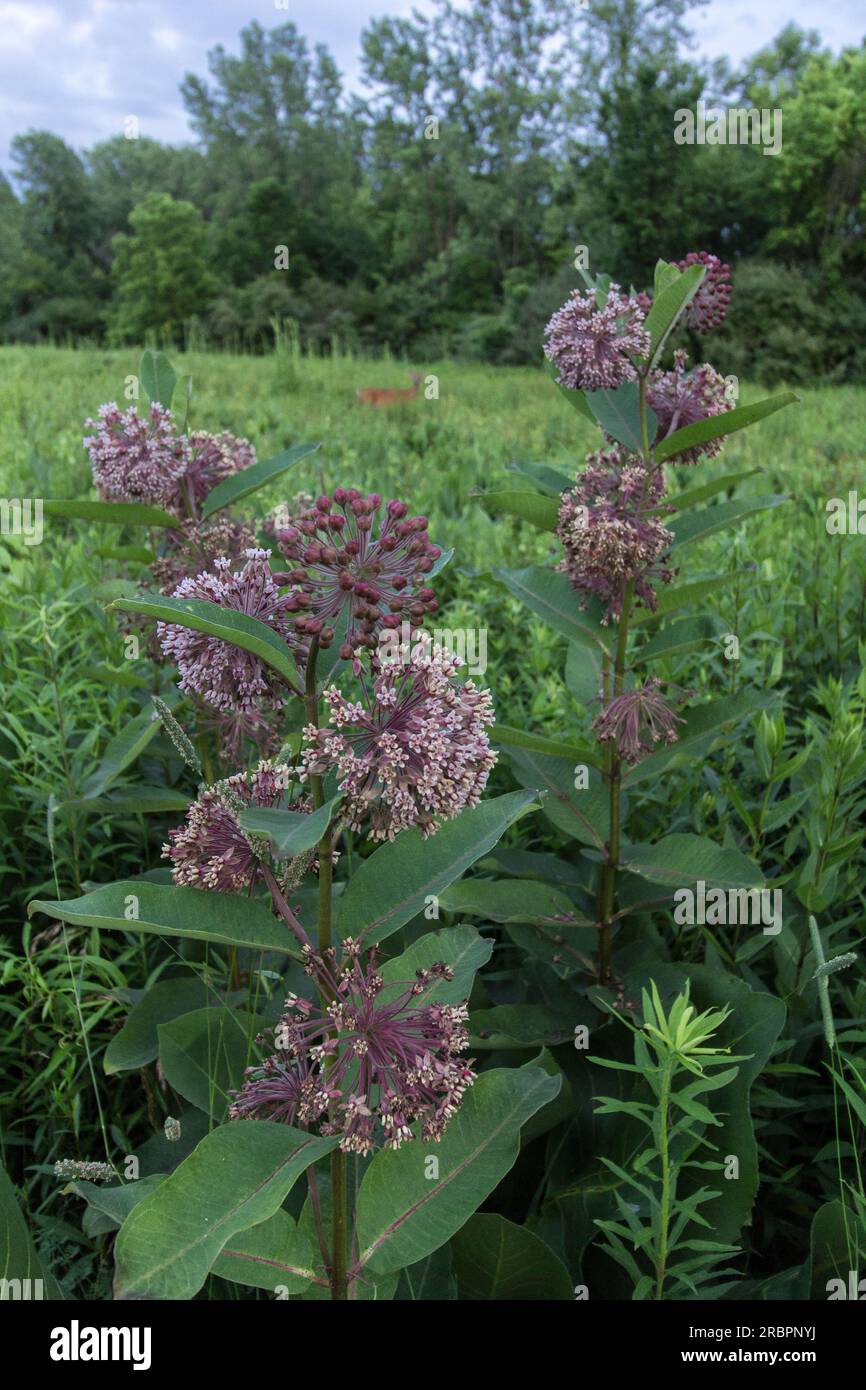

left=301, top=631, right=497, bottom=841
left=185, top=430, right=256, bottom=507
left=163, top=760, right=298, bottom=892
left=151, top=517, right=257, bottom=595
left=647, top=350, right=732, bottom=465
left=274, top=490, right=440, bottom=665
left=158, top=549, right=300, bottom=711
left=677, top=251, right=732, bottom=332
left=592, top=678, right=687, bottom=765
left=84, top=402, right=190, bottom=509
left=556, top=449, right=674, bottom=623
left=544, top=284, right=651, bottom=393
left=230, top=939, right=476, bottom=1153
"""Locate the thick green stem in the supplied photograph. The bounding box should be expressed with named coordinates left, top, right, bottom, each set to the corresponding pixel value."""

left=596, top=372, right=653, bottom=983
left=304, top=638, right=348, bottom=1299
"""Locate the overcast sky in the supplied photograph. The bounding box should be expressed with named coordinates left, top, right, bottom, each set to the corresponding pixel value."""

left=1, top=0, right=863, bottom=175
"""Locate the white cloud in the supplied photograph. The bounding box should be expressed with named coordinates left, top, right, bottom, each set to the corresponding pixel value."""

left=0, top=2, right=60, bottom=51
left=152, top=26, right=182, bottom=52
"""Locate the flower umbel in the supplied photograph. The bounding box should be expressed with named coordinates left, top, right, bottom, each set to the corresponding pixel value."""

left=647, top=350, right=732, bottom=465
left=301, top=631, right=497, bottom=841
left=676, top=251, right=732, bottom=332
left=185, top=430, right=256, bottom=507
left=592, top=677, right=687, bottom=766
left=230, top=939, right=476, bottom=1154
left=556, top=449, right=674, bottom=623
left=84, top=402, right=190, bottom=509
left=158, top=549, right=299, bottom=711
left=163, top=760, right=297, bottom=893
left=544, top=284, right=651, bottom=393
left=274, top=489, right=440, bottom=664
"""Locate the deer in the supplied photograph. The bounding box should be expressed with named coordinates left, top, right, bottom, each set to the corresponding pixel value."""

left=356, top=371, right=423, bottom=408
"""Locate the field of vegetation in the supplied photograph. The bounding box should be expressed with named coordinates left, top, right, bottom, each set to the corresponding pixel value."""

left=2, top=338, right=865, bottom=1304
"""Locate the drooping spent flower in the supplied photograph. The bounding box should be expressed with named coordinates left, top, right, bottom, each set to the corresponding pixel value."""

left=301, top=631, right=496, bottom=841
left=556, top=448, right=675, bottom=623
left=84, top=402, right=191, bottom=509
left=229, top=939, right=475, bottom=1153
left=647, top=350, right=732, bottom=465
left=544, top=283, right=651, bottom=392
left=676, top=251, right=732, bottom=332
left=592, top=677, right=687, bottom=765
left=163, top=760, right=296, bottom=893
left=273, top=490, right=440, bottom=664
left=184, top=430, right=256, bottom=507
left=158, top=549, right=299, bottom=711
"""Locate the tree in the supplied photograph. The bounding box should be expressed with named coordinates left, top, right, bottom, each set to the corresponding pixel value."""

left=110, top=193, right=217, bottom=345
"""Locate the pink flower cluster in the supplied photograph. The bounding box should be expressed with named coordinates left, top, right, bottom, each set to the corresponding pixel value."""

left=83, top=406, right=254, bottom=513
left=158, top=549, right=300, bottom=712
left=84, top=402, right=191, bottom=509
left=230, top=939, right=475, bottom=1154
left=301, top=632, right=497, bottom=841
left=676, top=251, right=732, bottom=332
left=164, top=761, right=293, bottom=893
left=647, top=350, right=732, bottom=465
left=556, top=449, right=675, bottom=623
left=274, top=490, right=440, bottom=664
left=544, top=284, right=651, bottom=393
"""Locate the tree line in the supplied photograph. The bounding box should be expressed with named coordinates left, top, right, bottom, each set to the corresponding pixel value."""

left=1, top=0, right=864, bottom=384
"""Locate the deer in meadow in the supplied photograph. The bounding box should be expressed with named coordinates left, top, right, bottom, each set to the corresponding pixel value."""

left=356, top=371, right=424, bottom=407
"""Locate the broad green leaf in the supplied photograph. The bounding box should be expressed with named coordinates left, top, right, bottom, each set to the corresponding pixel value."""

left=396, top=1246, right=457, bottom=1300
left=111, top=593, right=298, bottom=686
left=451, top=1214, right=573, bottom=1299
left=493, top=565, right=611, bottom=653
left=212, top=1209, right=316, bottom=1294
left=653, top=258, right=683, bottom=298
left=504, top=461, right=571, bottom=496
left=336, top=790, right=536, bottom=948
left=637, top=615, right=720, bottom=663
left=105, top=977, right=225, bottom=1074
left=669, top=495, right=788, bottom=548
left=475, top=489, right=558, bottom=531
left=43, top=499, right=179, bottom=527
left=139, top=348, right=177, bottom=409
left=0, top=1158, right=64, bottom=1299
left=356, top=1067, right=560, bottom=1275
left=630, top=568, right=755, bottom=624
left=643, top=262, right=705, bottom=366
left=201, top=442, right=320, bottom=518
left=438, top=878, right=587, bottom=926
left=620, top=833, right=763, bottom=889
left=624, top=688, right=776, bottom=784
left=471, top=1003, right=574, bottom=1049
left=492, top=722, right=600, bottom=769
left=584, top=381, right=656, bottom=456
left=505, top=746, right=610, bottom=849
left=565, top=638, right=602, bottom=709
left=655, top=392, right=799, bottom=464
left=113, top=1122, right=338, bottom=1299
left=239, top=795, right=341, bottom=858
left=662, top=469, right=761, bottom=513
left=379, top=925, right=493, bottom=1003
left=157, top=1007, right=265, bottom=1121
left=29, top=881, right=299, bottom=956
left=544, top=358, right=595, bottom=422
left=70, top=1177, right=167, bottom=1230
